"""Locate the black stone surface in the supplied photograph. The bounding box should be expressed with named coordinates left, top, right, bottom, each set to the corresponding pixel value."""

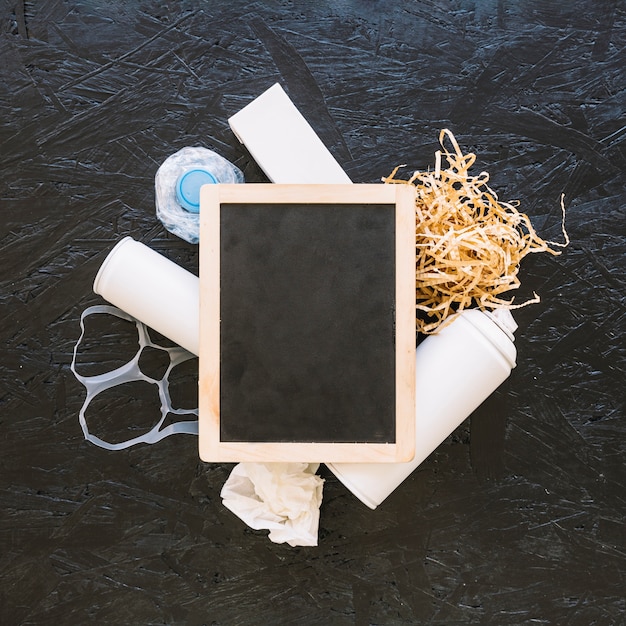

left=220, top=202, right=396, bottom=444
left=1, top=1, right=624, bottom=624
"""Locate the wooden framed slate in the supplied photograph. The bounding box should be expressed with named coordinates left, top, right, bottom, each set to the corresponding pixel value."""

left=198, top=184, right=415, bottom=462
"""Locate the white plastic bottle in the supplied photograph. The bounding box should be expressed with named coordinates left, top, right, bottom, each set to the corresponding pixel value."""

left=326, top=308, right=517, bottom=509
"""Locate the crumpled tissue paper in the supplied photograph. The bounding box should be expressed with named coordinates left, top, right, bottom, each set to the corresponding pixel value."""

left=221, top=463, right=324, bottom=547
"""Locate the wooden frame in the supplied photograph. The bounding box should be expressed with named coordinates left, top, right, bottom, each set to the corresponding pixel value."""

left=199, top=183, right=415, bottom=462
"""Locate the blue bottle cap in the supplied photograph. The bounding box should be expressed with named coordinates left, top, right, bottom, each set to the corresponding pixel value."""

left=175, top=168, right=218, bottom=213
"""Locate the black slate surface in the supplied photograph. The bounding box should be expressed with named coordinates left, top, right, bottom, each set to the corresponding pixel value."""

left=1, top=1, right=624, bottom=624
left=220, top=202, right=396, bottom=444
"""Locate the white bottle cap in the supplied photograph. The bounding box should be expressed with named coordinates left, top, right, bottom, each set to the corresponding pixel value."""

left=485, top=307, right=518, bottom=341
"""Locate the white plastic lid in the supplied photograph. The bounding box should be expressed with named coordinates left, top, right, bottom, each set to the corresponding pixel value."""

left=459, top=308, right=517, bottom=368
left=486, top=307, right=518, bottom=340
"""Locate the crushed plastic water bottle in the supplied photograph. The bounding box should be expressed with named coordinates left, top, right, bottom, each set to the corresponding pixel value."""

left=155, top=146, right=244, bottom=243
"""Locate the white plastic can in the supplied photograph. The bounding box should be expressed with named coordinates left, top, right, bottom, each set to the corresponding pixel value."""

left=93, top=237, right=200, bottom=356
left=326, top=308, right=517, bottom=509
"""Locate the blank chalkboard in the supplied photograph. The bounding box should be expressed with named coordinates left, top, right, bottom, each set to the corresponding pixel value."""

left=199, top=184, right=415, bottom=462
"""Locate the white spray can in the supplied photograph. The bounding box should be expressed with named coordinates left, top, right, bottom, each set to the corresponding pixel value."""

left=326, top=308, right=517, bottom=509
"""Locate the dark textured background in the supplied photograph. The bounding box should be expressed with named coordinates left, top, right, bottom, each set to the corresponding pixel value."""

left=1, top=1, right=624, bottom=624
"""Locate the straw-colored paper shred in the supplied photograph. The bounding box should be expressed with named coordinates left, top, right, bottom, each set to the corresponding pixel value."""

left=384, top=129, right=569, bottom=333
